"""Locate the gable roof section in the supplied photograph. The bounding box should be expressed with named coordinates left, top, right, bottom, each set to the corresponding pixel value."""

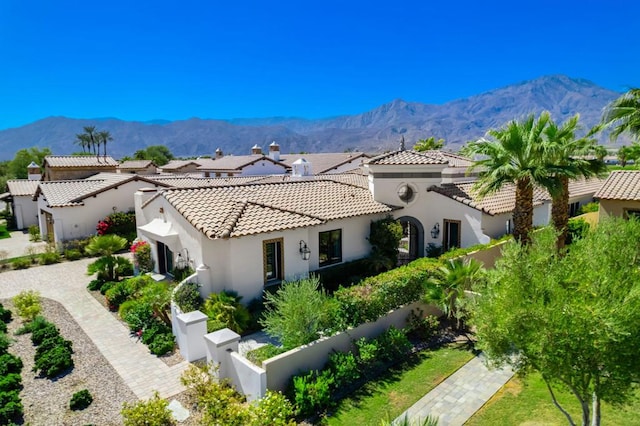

left=196, top=155, right=290, bottom=172
left=429, top=178, right=605, bottom=216
left=43, top=155, right=118, bottom=168
left=367, top=150, right=450, bottom=166
left=594, top=170, right=640, bottom=201
left=118, top=160, right=156, bottom=169
left=278, top=152, right=369, bottom=174
left=36, top=173, right=171, bottom=207
left=160, top=160, right=203, bottom=171
left=158, top=179, right=394, bottom=239
left=7, top=180, right=39, bottom=196
left=146, top=175, right=266, bottom=188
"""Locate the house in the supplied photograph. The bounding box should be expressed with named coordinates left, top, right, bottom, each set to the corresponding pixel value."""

left=594, top=170, right=640, bottom=220
left=35, top=173, right=172, bottom=244
left=278, top=151, right=370, bottom=175
left=158, top=160, right=204, bottom=174
left=118, top=160, right=158, bottom=175
left=42, top=155, right=119, bottom=181
left=135, top=177, right=396, bottom=302
left=4, top=180, right=40, bottom=230
left=196, top=145, right=290, bottom=177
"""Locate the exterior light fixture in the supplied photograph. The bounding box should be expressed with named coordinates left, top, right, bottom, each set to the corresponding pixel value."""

left=299, top=240, right=311, bottom=260
left=175, top=248, right=190, bottom=270
left=430, top=223, right=440, bottom=239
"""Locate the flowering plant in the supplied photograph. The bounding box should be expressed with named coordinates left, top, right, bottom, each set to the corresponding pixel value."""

left=130, top=240, right=154, bottom=273
left=96, top=219, right=111, bottom=235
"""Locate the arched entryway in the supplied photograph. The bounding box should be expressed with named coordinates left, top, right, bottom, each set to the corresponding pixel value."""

left=396, top=216, right=424, bottom=265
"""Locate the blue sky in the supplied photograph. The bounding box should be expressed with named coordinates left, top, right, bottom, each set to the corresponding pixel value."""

left=0, top=0, right=638, bottom=130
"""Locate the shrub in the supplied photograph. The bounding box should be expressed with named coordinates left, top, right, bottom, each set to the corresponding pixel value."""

left=0, top=304, right=12, bottom=323
left=355, top=336, right=380, bottom=367
left=406, top=309, right=440, bottom=340
left=87, top=279, right=104, bottom=291
left=368, top=216, right=403, bottom=272
left=261, top=276, right=336, bottom=349
left=313, top=258, right=374, bottom=292
left=122, top=301, right=155, bottom=332
left=28, top=224, right=40, bottom=241
left=327, top=350, right=360, bottom=386
left=0, top=353, right=23, bottom=376
left=13, top=290, right=42, bottom=321
left=0, top=373, right=22, bottom=392
left=148, top=333, right=175, bottom=356
left=70, top=389, right=93, bottom=411
left=0, top=322, right=5, bottom=334
left=131, top=240, right=154, bottom=273
left=567, top=217, right=590, bottom=245
left=100, top=281, right=117, bottom=295
left=31, top=322, right=58, bottom=346
left=61, top=238, right=92, bottom=256
left=249, top=390, right=295, bottom=426
left=207, top=318, right=227, bottom=333
left=141, top=321, right=172, bottom=345
left=64, top=249, right=82, bottom=261
left=246, top=344, right=287, bottom=366
left=203, top=291, right=251, bottom=334
left=116, top=256, right=135, bottom=277
left=97, top=211, right=137, bottom=242
left=39, top=245, right=62, bottom=265
left=173, top=282, right=203, bottom=313
left=376, top=326, right=411, bottom=362
left=578, top=201, right=599, bottom=214
left=292, top=369, right=334, bottom=416
left=11, top=258, right=31, bottom=270
left=0, top=390, right=23, bottom=425
left=33, top=336, right=74, bottom=378
left=121, top=391, right=176, bottom=426
left=0, top=334, right=10, bottom=354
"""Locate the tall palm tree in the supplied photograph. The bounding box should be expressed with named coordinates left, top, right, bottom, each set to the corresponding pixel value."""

left=97, top=130, right=113, bottom=158
left=463, top=112, right=552, bottom=245
left=414, top=136, right=445, bottom=151
left=602, top=88, right=640, bottom=142
left=541, top=115, right=607, bottom=251
left=82, top=126, right=98, bottom=155
left=74, top=133, right=90, bottom=153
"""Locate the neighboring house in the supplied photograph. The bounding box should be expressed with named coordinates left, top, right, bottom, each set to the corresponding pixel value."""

left=595, top=170, right=640, bottom=220
left=278, top=151, right=371, bottom=175
left=118, top=160, right=158, bottom=175
left=42, top=155, right=119, bottom=181
left=35, top=173, right=171, bottom=244
left=158, top=160, right=204, bottom=174
left=4, top=180, right=40, bottom=229
left=135, top=178, right=395, bottom=302
left=196, top=146, right=290, bottom=177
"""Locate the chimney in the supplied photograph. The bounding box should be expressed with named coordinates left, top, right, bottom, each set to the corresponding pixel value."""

left=27, top=161, right=41, bottom=181
left=292, top=158, right=312, bottom=178
left=269, top=141, right=280, bottom=161
left=251, top=144, right=262, bottom=155
left=215, top=148, right=223, bottom=159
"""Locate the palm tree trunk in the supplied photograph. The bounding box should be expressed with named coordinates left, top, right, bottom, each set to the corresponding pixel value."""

left=551, top=176, right=570, bottom=252
left=513, top=178, right=534, bottom=245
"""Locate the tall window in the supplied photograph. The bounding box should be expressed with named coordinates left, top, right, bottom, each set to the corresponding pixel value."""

left=263, top=238, right=283, bottom=285
left=569, top=202, right=580, bottom=217
left=443, top=219, right=461, bottom=251
left=319, top=229, right=342, bottom=267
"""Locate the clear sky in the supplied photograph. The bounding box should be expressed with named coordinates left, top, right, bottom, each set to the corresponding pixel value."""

left=1, top=0, right=638, bottom=130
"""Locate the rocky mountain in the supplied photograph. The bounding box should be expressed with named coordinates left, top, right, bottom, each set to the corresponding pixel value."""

left=0, top=75, right=621, bottom=161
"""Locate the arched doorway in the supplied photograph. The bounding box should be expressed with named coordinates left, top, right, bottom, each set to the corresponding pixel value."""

left=396, top=216, right=424, bottom=265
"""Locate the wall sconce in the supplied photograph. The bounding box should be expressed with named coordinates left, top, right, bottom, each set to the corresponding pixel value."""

left=175, top=248, right=190, bottom=270
left=430, top=223, right=440, bottom=239
left=299, top=240, right=311, bottom=261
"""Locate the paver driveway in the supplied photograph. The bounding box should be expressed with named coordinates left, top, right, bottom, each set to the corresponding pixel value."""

left=0, top=259, right=188, bottom=399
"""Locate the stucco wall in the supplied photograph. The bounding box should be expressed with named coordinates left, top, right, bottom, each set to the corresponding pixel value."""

left=237, top=161, right=287, bottom=176
left=599, top=199, right=640, bottom=220
left=44, top=167, right=117, bottom=181
left=13, top=195, right=38, bottom=229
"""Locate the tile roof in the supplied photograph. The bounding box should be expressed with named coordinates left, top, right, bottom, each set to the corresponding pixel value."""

left=146, top=175, right=266, bottom=188
left=36, top=173, right=170, bottom=207
left=278, top=152, right=369, bottom=174
left=196, top=155, right=289, bottom=171
left=159, top=160, right=203, bottom=171
left=44, top=155, right=118, bottom=168
left=366, top=150, right=451, bottom=166
left=594, top=171, right=640, bottom=200
left=157, top=179, right=394, bottom=239
left=7, top=180, right=39, bottom=196
left=429, top=178, right=605, bottom=216
left=118, top=160, right=156, bottom=169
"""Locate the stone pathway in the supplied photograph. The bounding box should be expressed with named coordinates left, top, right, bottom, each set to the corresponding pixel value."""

left=395, top=353, right=514, bottom=426
left=0, top=230, right=48, bottom=259
left=0, top=259, right=188, bottom=399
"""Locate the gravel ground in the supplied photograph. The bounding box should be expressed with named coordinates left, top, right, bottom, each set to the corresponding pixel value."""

left=3, top=297, right=138, bottom=425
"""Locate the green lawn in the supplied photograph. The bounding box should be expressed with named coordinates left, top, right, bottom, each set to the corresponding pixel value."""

left=0, top=224, right=9, bottom=239
left=323, top=344, right=475, bottom=425
left=466, top=372, right=640, bottom=426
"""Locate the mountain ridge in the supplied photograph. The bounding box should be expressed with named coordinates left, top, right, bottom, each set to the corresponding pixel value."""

left=0, top=75, right=622, bottom=161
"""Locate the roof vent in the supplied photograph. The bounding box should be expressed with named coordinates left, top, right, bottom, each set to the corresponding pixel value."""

left=251, top=144, right=262, bottom=155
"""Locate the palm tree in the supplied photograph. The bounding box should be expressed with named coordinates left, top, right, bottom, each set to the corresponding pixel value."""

left=463, top=112, right=552, bottom=245
left=426, top=258, right=484, bottom=330
left=75, top=133, right=90, bottom=153
left=414, top=136, right=445, bottom=151
left=602, top=88, right=640, bottom=142
left=97, top=130, right=113, bottom=158
left=541, top=115, right=607, bottom=251
left=82, top=126, right=98, bottom=155
left=85, top=235, right=127, bottom=281
left=593, top=145, right=608, bottom=162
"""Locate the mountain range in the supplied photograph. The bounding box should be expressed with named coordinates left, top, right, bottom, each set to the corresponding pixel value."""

left=0, top=75, right=622, bottom=161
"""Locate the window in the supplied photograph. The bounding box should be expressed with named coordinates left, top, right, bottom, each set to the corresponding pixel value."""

left=319, top=229, right=342, bottom=267
left=443, top=219, right=461, bottom=251
left=569, top=202, right=580, bottom=217
left=625, top=209, right=640, bottom=219
left=263, top=238, right=283, bottom=284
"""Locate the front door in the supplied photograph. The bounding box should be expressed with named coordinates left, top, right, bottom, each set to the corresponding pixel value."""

left=443, top=219, right=461, bottom=251
left=157, top=241, right=174, bottom=275
left=42, top=210, right=54, bottom=242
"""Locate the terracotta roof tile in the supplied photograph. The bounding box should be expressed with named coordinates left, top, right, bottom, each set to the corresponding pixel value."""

left=196, top=155, right=289, bottom=171
left=159, top=160, right=203, bottom=171
left=7, top=180, right=39, bottom=196
left=367, top=150, right=450, bottom=165
left=278, top=152, right=369, bottom=174
left=594, top=171, right=640, bottom=200
left=159, top=180, right=394, bottom=239
left=44, top=155, right=118, bottom=168
left=118, top=160, right=155, bottom=169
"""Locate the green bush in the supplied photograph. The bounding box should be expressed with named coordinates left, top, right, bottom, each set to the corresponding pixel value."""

left=31, top=322, right=58, bottom=346
left=206, top=318, right=227, bottom=333
left=0, top=334, right=10, bottom=354
left=148, top=333, right=175, bottom=356
left=28, top=224, right=40, bottom=241
left=12, top=290, right=42, bottom=321
left=0, top=390, right=23, bottom=425
left=61, top=238, right=92, bottom=256
left=173, top=282, right=203, bottom=313
left=11, top=258, right=31, bottom=270
left=249, top=390, right=295, bottom=426
left=203, top=291, right=251, bottom=334
left=100, top=280, right=117, bottom=295
left=116, top=256, right=134, bottom=277
left=0, top=322, right=5, bottom=334
left=567, top=217, right=591, bottom=245
left=292, top=369, right=334, bottom=416
left=33, top=336, right=74, bottom=378
left=327, top=350, right=360, bottom=386
left=39, top=247, right=62, bottom=265
left=0, top=353, right=23, bottom=376
left=121, top=391, right=176, bottom=426
left=141, top=321, right=172, bottom=345
left=376, top=326, right=411, bottom=362
left=368, top=216, right=403, bottom=272
left=70, top=389, right=93, bottom=411
left=246, top=344, right=287, bottom=366
left=0, top=373, right=22, bottom=392
left=313, top=258, right=374, bottom=292
left=64, top=249, right=83, bottom=261
left=0, top=303, right=13, bottom=323
left=405, top=309, right=440, bottom=340
left=87, top=279, right=104, bottom=291
left=578, top=201, right=599, bottom=214
left=122, top=301, right=155, bottom=332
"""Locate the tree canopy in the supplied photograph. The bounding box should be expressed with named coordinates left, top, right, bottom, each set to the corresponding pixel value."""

left=8, top=147, right=51, bottom=179
left=413, top=136, right=445, bottom=151
left=601, top=88, right=640, bottom=142
left=133, top=145, right=175, bottom=166
left=472, top=219, right=640, bottom=426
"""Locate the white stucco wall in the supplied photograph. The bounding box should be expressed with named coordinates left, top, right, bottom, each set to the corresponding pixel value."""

left=238, top=161, right=287, bottom=176
left=13, top=195, right=38, bottom=229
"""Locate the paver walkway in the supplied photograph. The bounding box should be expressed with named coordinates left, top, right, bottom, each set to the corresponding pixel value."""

left=395, top=353, right=514, bottom=426
left=0, top=259, right=188, bottom=399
